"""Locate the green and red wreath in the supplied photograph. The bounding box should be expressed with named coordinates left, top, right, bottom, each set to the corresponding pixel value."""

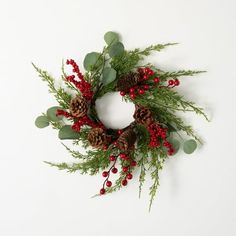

left=34, top=31, right=208, bottom=210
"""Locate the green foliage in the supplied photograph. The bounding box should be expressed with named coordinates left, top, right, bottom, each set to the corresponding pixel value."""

left=102, top=67, right=117, bottom=85
left=32, top=63, right=71, bottom=109
left=108, top=42, right=125, bottom=57
left=104, top=31, right=119, bottom=45
left=183, top=139, right=197, bottom=154
left=47, top=106, right=63, bottom=122
left=135, top=43, right=178, bottom=56
left=168, top=138, right=180, bottom=154
left=83, top=52, right=102, bottom=71
left=45, top=148, right=112, bottom=175
left=61, top=143, right=87, bottom=160
left=58, top=125, right=80, bottom=140
left=35, top=115, right=49, bottom=128
left=110, top=49, right=141, bottom=76
left=136, top=124, right=150, bottom=146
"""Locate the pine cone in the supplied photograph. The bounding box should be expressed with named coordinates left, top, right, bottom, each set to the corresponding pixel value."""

left=133, top=106, right=153, bottom=126
left=117, top=128, right=137, bottom=150
left=87, top=128, right=107, bottom=148
left=117, top=72, right=141, bottom=92
left=69, top=96, right=87, bottom=118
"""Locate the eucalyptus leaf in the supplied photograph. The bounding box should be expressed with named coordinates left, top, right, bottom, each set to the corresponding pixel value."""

left=183, top=139, right=197, bottom=154
left=168, top=138, right=180, bottom=154
left=35, top=116, right=49, bottom=128
left=47, top=106, right=63, bottom=122
left=83, top=52, right=102, bottom=71
left=58, top=125, right=80, bottom=140
left=104, top=31, right=119, bottom=45
left=102, top=67, right=117, bottom=85
left=108, top=42, right=124, bottom=57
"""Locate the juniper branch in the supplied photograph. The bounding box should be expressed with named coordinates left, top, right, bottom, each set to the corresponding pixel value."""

left=136, top=43, right=178, bottom=56
left=32, top=63, right=71, bottom=109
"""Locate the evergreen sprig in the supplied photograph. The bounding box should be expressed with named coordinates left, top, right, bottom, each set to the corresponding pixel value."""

left=32, top=63, right=71, bottom=109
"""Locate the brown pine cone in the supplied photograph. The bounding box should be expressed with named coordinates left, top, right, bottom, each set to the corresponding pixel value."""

left=87, top=128, right=108, bottom=149
left=117, top=127, right=137, bottom=150
left=69, top=96, right=87, bottom=118
left=133, top=106, right=153, bottom=126
left=117, top=72, right=141, bottom=92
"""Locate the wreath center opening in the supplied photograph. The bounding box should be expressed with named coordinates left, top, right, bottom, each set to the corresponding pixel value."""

left=95, top=92, right=135, bottom=129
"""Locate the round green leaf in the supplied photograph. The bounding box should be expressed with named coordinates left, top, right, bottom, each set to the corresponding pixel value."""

left=102, top=67, right=117, bottom=85
left=35, top=116, right=49, bottom=128
left=167, top=138, right=180, bottom=154
left=183, top=139, right=197, bottom=154
left=58, top=125, right=80, bottom=140
left=108, top=42, right=124, bottom=57
left=47, top=106, right=63, bottom=122
left=172, top=139, right=180, bottom=154
left=83, top=52, right=102, bottom=71
left=104, top=31, right=119, bottom=45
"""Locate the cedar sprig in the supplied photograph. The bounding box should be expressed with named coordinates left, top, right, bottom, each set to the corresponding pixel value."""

left=32, top=63, right=71, bottom=109
left=45, top=148, right=112, bottom=175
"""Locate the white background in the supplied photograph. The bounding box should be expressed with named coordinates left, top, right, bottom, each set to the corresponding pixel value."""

left=0, top=0, right=236, bottom=235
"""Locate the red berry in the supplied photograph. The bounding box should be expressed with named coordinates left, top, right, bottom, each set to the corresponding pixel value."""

left=138, top=89, right=145, bottom=95
left=143, top=84, right=150, bottom=90
left=143, top=75, right=148, bottom=80
left=174, top=79, right=180, bottom=86
left=106, top=181, right=112, bottom=187
left=122, top=179, right=128, bottom=186
left=168, top=80, right=174, bottom=86
left=113, top=141, right=118, bottom=146
left=119, top=153, right=129, bottom=160
left=129, top=87, right=135, bottom=93
left=127, top=173, right=133, bottom=180
left=119, top=153, right=126, bottom=159
left=130, top=93, right=136, bottom=99
left=148, top=70, right=154, bottom=76
left=154, top=77, right=160, bottom=83
left=102, top=171, right=108, bottom=177
left=122, top=166, right=129, bottom=173
left=120, top=91, right=126, bottom=96
left=112, top=167, right=118, bottom=174
left=118, top=130, right=123, bottom=135
left=109, top=155, right=116, bottom=161
left=130, top=160, right=137, bottom=166
left=100, top=188, right=106, bottom=195
left=144, top=67, right=150, bottom=73
left=103, top=145, right=108, bottom=150
left=163, top=141, right=171, bottom=147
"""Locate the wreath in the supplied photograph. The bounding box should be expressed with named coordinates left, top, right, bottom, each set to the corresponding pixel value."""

left=34, top=31, right=208, bottom=210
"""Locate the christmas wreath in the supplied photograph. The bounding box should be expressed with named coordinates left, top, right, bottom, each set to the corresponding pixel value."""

left=34, top=31, right=208, bottom=210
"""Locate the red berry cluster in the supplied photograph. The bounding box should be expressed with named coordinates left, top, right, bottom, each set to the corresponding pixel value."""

left=66, top=59, right=94, bottom=100
left=99, top=153, right=137, bottom=195
left=148, top=123, right=174, bottom=155
left=168, top=78, right=180, bottom=87
left=119, top=153, right=136, bottom=186
left=120, top=67, right=161, bottom=99
left=56, top=109, right=72, bottom=119
left=100, top=155, right=118, bottom=195
left=71, top=115, right=104, bottom=132
left=138, top=67, right=154, bottom=80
